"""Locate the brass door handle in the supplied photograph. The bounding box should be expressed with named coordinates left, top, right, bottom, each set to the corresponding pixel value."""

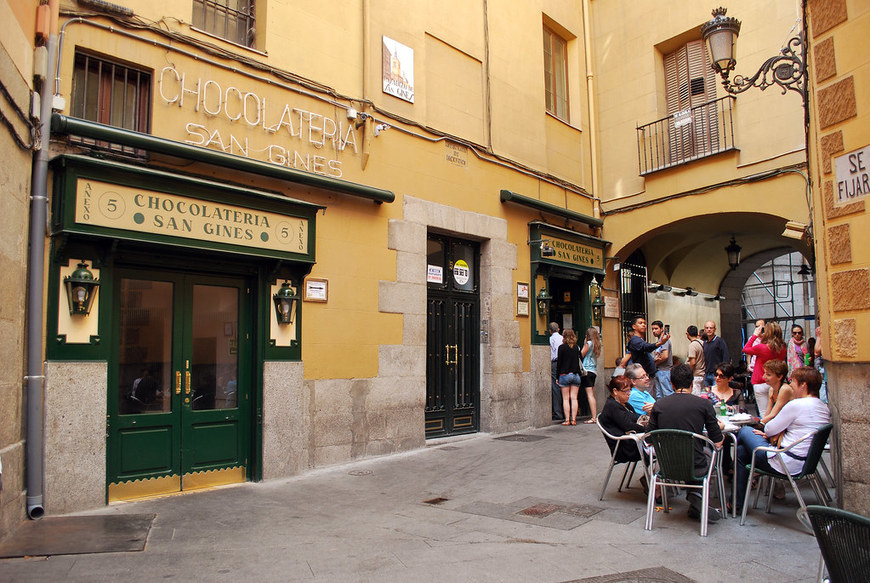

left=185, top=371, right=191, bottom=395
left=445, top=344, right=458, bottom=365
left=175, top=371, right=181, bottom=395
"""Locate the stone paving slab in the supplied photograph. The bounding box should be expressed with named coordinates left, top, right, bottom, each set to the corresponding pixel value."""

left=0, top=425, right=824, bottom=582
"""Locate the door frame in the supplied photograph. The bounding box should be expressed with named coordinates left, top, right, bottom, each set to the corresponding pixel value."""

left=105, top=263, right=256, bottom=501
left=425, top=233, right=481, bottom=438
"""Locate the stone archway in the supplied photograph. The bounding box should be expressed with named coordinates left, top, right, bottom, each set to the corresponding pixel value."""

left=718, top=246, right=808, bottom=365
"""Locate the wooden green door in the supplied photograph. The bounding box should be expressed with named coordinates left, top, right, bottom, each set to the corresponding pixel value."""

left=107, top=270, right=252, bottom=501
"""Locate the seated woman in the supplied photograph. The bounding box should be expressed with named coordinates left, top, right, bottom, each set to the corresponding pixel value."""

left=759, top=359, right=793, bottom=425
left=733, top=366, right=830, bottom=513
left=599, top=375, right=647, bottom=464
left=708, top=362, right=745, bottom=412
left=708, top=362, right=744, bottom=475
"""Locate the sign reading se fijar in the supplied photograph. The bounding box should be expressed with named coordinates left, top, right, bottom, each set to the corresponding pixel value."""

left=548, top=237, right=604, bottom=270
left=75, top=179, right=309, bottom=255
left=835, top=145, right=870, bottom=205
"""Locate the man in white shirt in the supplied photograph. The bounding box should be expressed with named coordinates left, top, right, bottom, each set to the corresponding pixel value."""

left=733, top=366, right=830, bottom=513
left=549, top=322, right=564, bottom=421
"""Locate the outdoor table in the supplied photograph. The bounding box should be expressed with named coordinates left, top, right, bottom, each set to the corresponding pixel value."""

left=718, top=414, right=757, bottom=517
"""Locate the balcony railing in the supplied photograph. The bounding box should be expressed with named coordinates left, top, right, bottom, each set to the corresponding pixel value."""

left=637, top=96, right=737, bottom=175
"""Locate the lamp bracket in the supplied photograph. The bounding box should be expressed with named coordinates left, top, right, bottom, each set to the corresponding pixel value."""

left=721, top=34, right=806, bottom=103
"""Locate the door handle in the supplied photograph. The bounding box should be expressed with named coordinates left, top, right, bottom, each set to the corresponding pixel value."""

left=185, top=371, right=191, bottom=395
left=445, top=344, right=458, bottom=365
left=175, top=371, right=181, bottom=395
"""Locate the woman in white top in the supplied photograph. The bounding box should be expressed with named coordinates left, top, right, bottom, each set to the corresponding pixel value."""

left=580, top=327, right=602, bottom=423
left=733, top=366, right=830, bottom=512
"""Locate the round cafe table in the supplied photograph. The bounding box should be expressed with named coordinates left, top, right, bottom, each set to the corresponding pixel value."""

left=718, top=414, right=758, bottom=517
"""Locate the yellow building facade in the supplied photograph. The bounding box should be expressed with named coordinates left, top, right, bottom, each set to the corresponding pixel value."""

left=2, top=0, right=866, bottom=523
left=806, top=0, right=870, bottom=514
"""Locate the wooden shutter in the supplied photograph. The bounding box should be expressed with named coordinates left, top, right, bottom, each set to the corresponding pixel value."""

left=664, top=40, right=719, bottom=163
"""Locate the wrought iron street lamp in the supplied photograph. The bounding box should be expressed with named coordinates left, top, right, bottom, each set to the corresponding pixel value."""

left=701, top=7, right=807, bottom=105
left=725, top=236, right=742, bottom=270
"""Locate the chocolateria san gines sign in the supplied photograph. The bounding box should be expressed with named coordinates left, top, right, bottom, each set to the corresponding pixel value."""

left=159, top=66, right=360, bottom=178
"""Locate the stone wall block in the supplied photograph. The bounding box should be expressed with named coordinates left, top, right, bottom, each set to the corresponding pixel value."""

left=367, top=376, right=425, bottom=410
left=402, top=313, right=428, bottom=347
left=312, top=444, right=353, bottom=467
left=831, top=269, right=870, bottom=311
left=490, top=318, right=520, bottom=349
left=820, top=130, right=844, bottom=174
left=843, top=481, right=870, bottom=518
left=818, top=76, right=857, bottom=130
left=394, top=250, right=427, bottom=284
left=833, top=318, right=858, bottom=358
left=489, top=345, right=523, bottom=374
left=311, top=378, right=353, bottom=413
left=44, top=361, right=107, bottom=514
left=379, top=281, right=426, bottom=315
left=484, top=239, right=517, bottom=269
left=827, top=224, right=852, bottom=264
left=313, top=412, right=355, bottom=448
left=840, top=423, right=870, bottom=482
left=387, top=219, right=426, bottom=253
left=379, top=344, right=426, bottom=378
left=808, top=0, right=848, bottom=38
left=813, top=37, right=837, bottom=82
left=262, top=361, right=307, bottom=479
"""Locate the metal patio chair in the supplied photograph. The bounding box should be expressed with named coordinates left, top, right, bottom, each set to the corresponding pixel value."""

left=798, top=505, right=870, bottom=583
left=595, top=414, right=647, bottom=500
left=740, top=423, right=833, bottom=526
left=644, top=429, right=725, bottom=537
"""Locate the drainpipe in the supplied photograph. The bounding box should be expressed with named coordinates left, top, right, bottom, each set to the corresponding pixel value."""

left=581, top=0, right=601, bottom=220
left=25, top=0, right=59, bottom=520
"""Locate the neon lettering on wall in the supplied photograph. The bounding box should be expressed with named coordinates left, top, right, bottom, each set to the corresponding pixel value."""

left=158, top=66, right=360, bottom=177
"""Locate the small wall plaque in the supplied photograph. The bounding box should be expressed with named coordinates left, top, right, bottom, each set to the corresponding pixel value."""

left=304, top=278, right=328, bottom=302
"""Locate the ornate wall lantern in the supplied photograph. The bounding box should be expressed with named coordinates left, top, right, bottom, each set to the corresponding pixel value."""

left=536, top=288, right=552, bottom=317
left=63, top=261, right=100, bottom=316
left=272, top=280, right=299, bottom=325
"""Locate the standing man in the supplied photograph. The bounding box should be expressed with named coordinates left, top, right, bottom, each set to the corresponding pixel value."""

left=702, top=321, right=730, bottom=387
left=686, top=325, right=706, bottom=395
left=651, top=320, right=673, bottom=399
left=647, top=363, right=724, bottom=522
left=626, top=316, right=670, bottom=379
left=549, top=322, right=564, bottom=422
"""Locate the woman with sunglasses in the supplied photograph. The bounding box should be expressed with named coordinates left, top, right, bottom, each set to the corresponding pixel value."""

left=786, top=325, right=806, bottom=376
left=708, top=362, right=744, bottom=412
left=599, top=375, right=647, bottom=461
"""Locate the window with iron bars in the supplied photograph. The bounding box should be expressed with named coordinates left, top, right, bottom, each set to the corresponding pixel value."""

left=70, top=52, right=151, bottom=157
left=192, top=0, right=256, bottom=48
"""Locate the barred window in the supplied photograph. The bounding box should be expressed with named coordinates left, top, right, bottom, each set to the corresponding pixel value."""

left=71, top=52, right=151, bottom=156
left=192, top=0, right=256, bottom=48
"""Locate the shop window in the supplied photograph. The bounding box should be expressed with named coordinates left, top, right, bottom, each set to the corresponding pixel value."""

left=192, top=0, right=256, bottom=48
left=71, top=52, right=151, bottom=156
left=543, top=25, right=569, bottom=121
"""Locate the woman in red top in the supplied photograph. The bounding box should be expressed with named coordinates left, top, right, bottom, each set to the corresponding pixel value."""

left=742, top=321, right=786, bottom=416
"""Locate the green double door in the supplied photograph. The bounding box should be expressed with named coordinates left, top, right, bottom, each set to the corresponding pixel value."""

left=107, top=269, right=252, bottom=501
